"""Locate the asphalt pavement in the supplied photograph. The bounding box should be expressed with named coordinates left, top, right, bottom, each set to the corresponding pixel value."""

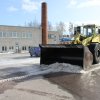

left=0, top=53, right=100, bottom=100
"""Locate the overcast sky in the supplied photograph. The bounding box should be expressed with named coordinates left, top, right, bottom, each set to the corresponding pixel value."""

left=0, top=0, right=100, bottom=27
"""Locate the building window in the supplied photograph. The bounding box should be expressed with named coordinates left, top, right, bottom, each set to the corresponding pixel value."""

left=29, top=46, right=30, bottom=49
left=12, top=32, right=17, bottom=38
left=2, top=46, right=5, bottom=51
left=0, top=32, right=3, bottom=37
left=9, top=46, right=14, bottom=50
left=9, top=47, right=11, bottom=50
left=22, top=46, right=24, bottom=50
left=22, top=46, right=26, bottom=50
left=5, top=46, right=7, bottom=51
left=48, top=34, right=55, bottom=39
left=12, top=46, right=14, bottom=50
left=26, top=33, right=28, bottom=38
left=8, top=32, right=12, bottom=37
left=2, top=32, right=7, bottom=37
left=24, top=46, right=26, bottom=50
left=2, top=46, right=7, bottom=51
left=27, top=33, right=32, bottom=38
left=0, top=31, right=32, bottom=39
left=22, top=32, right=26, bottom=38
left=17, top=33, right=21, bottom=38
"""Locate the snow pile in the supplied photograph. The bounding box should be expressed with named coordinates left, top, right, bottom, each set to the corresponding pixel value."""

left=40, top=62, right=85, bottom=74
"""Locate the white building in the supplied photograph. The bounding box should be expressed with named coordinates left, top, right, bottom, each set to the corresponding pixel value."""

left=0, top=25, right=60, bottom=53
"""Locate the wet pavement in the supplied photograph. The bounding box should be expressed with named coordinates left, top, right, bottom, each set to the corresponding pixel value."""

left=1, top=69, right=100, bottom=100
left=0, top=53, right=99, bottom=100
left=44, top=69, right=100, bottom=100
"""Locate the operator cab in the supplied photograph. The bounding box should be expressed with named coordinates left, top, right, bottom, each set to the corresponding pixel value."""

left=74, top=24, right=100, bottom=36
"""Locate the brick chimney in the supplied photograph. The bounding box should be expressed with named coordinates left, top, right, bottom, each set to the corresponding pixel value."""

left=41, top=2, right=48, bottom=44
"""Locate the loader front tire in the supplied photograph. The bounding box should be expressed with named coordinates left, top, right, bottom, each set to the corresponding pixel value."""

left=89, top=43, right=100, bottom=64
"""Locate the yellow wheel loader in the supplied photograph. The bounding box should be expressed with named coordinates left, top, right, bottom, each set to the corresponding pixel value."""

left=40, top=2, right=100, bottom=70
left=40, top=25, right=100, bottom=70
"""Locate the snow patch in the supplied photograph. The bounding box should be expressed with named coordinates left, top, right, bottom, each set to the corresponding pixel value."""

left=0, top=52, right=14, bottom=54
left=0, top=62, right=86, bottom=83
left=40, top=62, right=85, bottom=74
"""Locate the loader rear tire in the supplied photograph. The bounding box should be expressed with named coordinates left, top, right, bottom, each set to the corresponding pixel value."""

left=88, top=43, right=100, bottom=64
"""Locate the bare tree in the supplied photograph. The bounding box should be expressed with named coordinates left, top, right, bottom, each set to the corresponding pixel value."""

left=55, top=21, right=66, bottom=39
left=48, top=21, right=53, bottom=31
left=27, top=21, right=34, bottom=27
left=25, top=19, right=40, bottom=28
left=56, top=21, right=66, bottom=33
left=69, top=22, right=74, bottom=34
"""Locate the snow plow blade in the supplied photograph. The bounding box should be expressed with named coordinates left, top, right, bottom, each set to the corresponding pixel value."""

left=39, top=44, right=93, bottom=70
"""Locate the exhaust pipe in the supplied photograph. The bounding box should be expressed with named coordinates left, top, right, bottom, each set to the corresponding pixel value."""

left=41, top=2, right=48, bottom=45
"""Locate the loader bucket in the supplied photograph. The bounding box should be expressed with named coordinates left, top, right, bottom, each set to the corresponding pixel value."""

left=39, top=44, right=93, bottom=70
